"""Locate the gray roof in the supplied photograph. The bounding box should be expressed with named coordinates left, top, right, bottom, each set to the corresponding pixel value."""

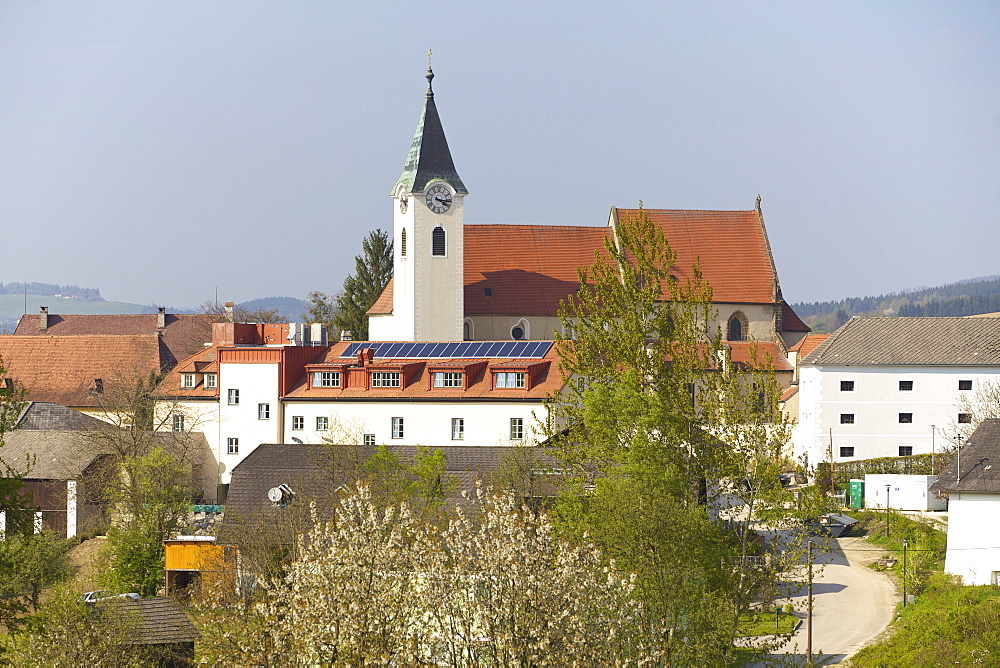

left=930, top=418, right=1000, bottom=495
left=102, top=597, right=198, bottom=645
left=1, top=430, right=109, bottom=479
left=393, top=66, right=467, bottom=196
left=15, top=401, right=106, bottom=431
left=803, top=316, right=1000, bottom=367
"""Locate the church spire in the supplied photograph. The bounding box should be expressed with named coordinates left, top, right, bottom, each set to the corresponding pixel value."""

left=394, top=55, right=467, bottom=196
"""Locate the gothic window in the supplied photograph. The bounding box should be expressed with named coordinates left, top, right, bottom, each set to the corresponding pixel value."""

left=727, top=312, right=747, bottom=341
left=432, top=226, right=446, bottom=256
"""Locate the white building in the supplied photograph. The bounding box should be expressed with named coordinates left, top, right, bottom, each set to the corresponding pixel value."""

left=930, top=418, right=1000, bottom=585
left=794, top=316, right=1000, bottom=468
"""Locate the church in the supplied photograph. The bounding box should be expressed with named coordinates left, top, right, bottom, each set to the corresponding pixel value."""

left=367, top=63, right=810, bottom=356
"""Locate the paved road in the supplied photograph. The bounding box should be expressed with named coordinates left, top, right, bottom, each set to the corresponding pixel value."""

left=752, top=535, right=898, bottom=666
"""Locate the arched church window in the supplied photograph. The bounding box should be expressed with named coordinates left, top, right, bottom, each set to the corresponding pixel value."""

left=401, top=229, right=407, bottom=257
left=727, top=313, right=747, bottom=341
left=463, top=318, right=474, bottom=341
left=432, top=226, right=446, bottom=256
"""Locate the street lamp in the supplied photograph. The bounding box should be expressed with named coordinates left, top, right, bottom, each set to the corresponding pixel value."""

left=885, top=484, right=891, bottom=538
left=902, top=539, right=909, bottom=606
left=930, top=424, right=936, bottom=475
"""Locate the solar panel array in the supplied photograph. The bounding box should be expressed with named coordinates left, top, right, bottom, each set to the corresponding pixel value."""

left=341, top=341, right=553, bottom=360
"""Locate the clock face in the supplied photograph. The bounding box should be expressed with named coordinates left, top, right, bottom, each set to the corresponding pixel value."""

left=399, top=193, right=408, bottom=214
left=425, top=185, right=452, bottom=213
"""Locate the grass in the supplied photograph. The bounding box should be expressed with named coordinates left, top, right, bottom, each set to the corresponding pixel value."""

left=737, top=611, right=798, bottom=636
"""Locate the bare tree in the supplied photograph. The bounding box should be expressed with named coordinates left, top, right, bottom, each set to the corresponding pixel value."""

left=950, top=378, right=1000, bottom=443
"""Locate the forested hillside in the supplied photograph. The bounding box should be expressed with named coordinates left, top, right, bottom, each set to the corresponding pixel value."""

left=0, top=282, right=101, bottom=300
left=793, top=276, right=1000, bottom=333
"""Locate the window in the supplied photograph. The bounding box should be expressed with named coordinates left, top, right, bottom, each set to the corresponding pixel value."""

left=511, top=326, right=525, bottom=340
left=401, top=228, right=407, bottom=256
left=960, top=380, right=973, bottom=391
left=898, top=446, right=913, bottom=457
left=227, top=438, right=239, bottom=455
left=205, top=374, right=217, bottom=389
left=392, top=417, right=404, bottom=439
left=291, top=416, right=304, bottom=430
left=227, top=389, right=240, bottom=405
left=727, top=315, right=744, bottom=341
left=316, top=416, right=329, bottom=431
left=313, top=371, right=341, bottom=388
left=839, top=446, right=855, bottom=458
left=463, top=319, right=474, bottom=341
left=452, top=418, right=464, bottom=440
left=496, top=372, right=526, bottom=389
left=510, top=418, right=524, bottom=440
left=434, top=372, right=463, bottom=388
left=432, top=225, right=446, bottom=256
left=181, top=374, right=195, bottom=389
left=898, top=413, right=913, bottom=424
left=840, top=380, right=855, bottom=392
left=510, top=318, right=529, bottom=341
left=899, top=380, right=913, bottom=391
left=958, top=413, right=972, bottom=424
left=258, top=403, right=270, bottom=420
left=371, top=372, right=401, bottom=388
left=364, top=433, right=376, bottom=446
left=840, top=413, right=855, bottom=424
left=172, top=414, right=185, bottom=433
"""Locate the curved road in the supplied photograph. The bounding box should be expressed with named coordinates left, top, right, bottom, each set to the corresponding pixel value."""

left=755, top=535, right=898, bottom=665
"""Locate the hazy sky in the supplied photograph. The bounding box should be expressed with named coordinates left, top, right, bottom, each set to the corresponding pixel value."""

left=2, top=2, right=998, bottom=309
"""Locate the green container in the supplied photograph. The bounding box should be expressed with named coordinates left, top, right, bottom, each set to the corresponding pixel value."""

left=849, top=479, right=865, bottom=509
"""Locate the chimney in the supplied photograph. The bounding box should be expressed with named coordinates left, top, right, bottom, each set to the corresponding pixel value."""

left=224, top=302, right=235, bottom=323
left=340, top=330, right=353, bottom=341
left=157, top=306, right=166, bottom=328
left=39, top=306, right=49, bottom=331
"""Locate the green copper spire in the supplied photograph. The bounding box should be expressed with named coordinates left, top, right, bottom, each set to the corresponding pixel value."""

left=393, top=57, right=467, bottom=196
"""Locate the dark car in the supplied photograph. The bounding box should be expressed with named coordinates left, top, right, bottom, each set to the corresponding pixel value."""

left=804, top=513, right=858, bottom=538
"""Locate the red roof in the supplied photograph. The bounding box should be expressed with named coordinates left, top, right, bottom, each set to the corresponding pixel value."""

left=788, top=334, right=830, bottom=357
left=727, top=342, right=794, bottom=372
left=13, top=313, right=214, bottom=367
left=781, top=302, right=811, bottom=332
left=367, top=279, right=394, bottom=315
left=0, top=335, right=164, bottom=407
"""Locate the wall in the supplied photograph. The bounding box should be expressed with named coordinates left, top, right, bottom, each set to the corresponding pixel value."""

left=218, top=361, right=280, bottom=483
left=944, top=492, right=1000, bottom=585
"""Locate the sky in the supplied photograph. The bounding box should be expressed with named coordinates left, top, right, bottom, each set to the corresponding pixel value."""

left=2, top=2, right=998, bottom=309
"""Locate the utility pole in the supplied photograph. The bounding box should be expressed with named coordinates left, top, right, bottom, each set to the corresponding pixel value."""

left=903, top=539, right=909, bottom=606
left=931, top=425, right=936, bottom=475
left=807, top=540, right=814, bottom=665
left=885, top=484, right=891, bottom=538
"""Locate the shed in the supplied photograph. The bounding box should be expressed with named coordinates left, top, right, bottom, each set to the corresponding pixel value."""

left=864, top=474, right=946, bottom=512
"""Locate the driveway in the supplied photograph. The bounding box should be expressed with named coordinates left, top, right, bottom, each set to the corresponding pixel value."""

left=751, top=534, right=898, bottom=665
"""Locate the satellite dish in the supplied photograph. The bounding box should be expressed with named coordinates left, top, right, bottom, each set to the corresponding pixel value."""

left=267, top=487, right=284, bottom=504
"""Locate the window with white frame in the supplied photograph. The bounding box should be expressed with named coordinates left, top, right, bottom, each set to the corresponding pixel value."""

left=292, top=416, right=304, bottom=430
left=510, top=417, right=524, bottom=440
left=372, top=372, right=401, bottom=388
left=495, top=372, right=526, bottom=389
left=182, top=374, right=196, bottom=389
left=227, top=438, right=239, bottom=455
left=227, top=389, right=240, bottom=405
left=258, top=403, right=270, bottom=420
left=204, top=374, right=217, bottom=389
left=172, top=414, right=185, bottom=433
left=391, top=417, right=404, bottom=439
left=313, top=371, right=341, bottom=388
left=434, top=372, right=463, bottom=388
left=452, top=418, right=464, bottom=440
left=316, top=416, right=329, bottom=431
left=364, top=433, right=376, bottom=446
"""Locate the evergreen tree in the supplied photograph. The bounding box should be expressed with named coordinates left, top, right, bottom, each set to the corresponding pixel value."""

left=332, top=229, right=393, bottom=341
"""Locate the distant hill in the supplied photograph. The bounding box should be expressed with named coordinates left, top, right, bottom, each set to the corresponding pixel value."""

left=238, top=296, right=309, bottom=321
left=793, top=276, right=1000, bottom=333
left=0, top=281, right=101, bottom=300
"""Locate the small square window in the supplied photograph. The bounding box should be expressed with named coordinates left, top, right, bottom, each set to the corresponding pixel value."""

left=392, top=417, right=404, bottom=439
left=452, top=418, right=464, bottom=440
left=898, top=445, right=913, bottom=457
left=363, top=433, right=375, bottom=447
left=227, top=437, right=239, bottom=455
left=171, top=414, right=185, bottom=433
left=227, top=389, right=240, bottom=405
left=291, top=416, right=304, bottom=430
left=510, top=417, right=524, bottom=441
left=899, top=380, right=913, bottom=391
left=316, top=416, right=329, bottom=431
left=840, top=413, right=855, bottom=424
left=181, top=374, right=196, bottom=389
left=204, top=374, right=217, bottom=389
left=958, top=413, right=972, bottom=424
left=899, top=413, right=913, bottom=424
left=258, top=403, right=270, bottom=420
left=839, top=446, right=855, bottom=458
left=840, top=380, right=854, bottom=392
left=960, top=380, right=973, bottom=391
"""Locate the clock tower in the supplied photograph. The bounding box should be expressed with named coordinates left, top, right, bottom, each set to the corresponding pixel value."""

left=370, top=60, right=467, bottom=342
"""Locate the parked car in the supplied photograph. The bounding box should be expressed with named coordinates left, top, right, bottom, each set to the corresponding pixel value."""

left=804, top=513, right=858, bottom=538
left=78, top=591, right=140, bottom=604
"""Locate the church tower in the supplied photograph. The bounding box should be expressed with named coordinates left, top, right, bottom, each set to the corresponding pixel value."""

left=374, top=59, right=467, bottom=342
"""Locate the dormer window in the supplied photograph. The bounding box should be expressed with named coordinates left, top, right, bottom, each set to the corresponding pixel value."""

left=495, top=372, right=526, bottom=389
left=433, top=372, right=463, bottom=388
left=371, top=371, right=401, bottom=388
left=313, top=371, right=341, bottom=388
left=182, top=374, right=196, bottom=389
left=204, top=374, right=217, bottom=389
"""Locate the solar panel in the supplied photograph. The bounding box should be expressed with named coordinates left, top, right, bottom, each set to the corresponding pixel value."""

left=340, top=341, right=553, bottom=359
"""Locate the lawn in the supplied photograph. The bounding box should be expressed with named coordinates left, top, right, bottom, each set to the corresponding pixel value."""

left=738, top=610, right=798, bottom=636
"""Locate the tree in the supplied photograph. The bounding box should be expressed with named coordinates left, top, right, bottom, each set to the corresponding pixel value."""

left=546, top=205, right=815, bottom=663
left=199, top=299, right=285, bottom=324
left=302, top=290, right=341, bottom=328
left=0, top=532, right=74, bottom=626
left=0, top=356, right=30, bottom=535
left=332, top=228, right=393, bottom=340
left=950, top=378, right=1000, bottom=444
